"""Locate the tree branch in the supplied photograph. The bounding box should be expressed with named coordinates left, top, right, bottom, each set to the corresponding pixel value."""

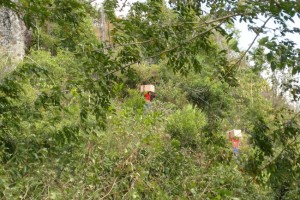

left=258, top=135, right=299, bottom=173
left=99, top=177, right=118, bottom=200
left=235, top=16, right=273, bottom=66
left=105, top=20, right=226, bottom=76
left=104, top=13, right=246, bottom=51
left=25, top=56, right=56, bottom=85
left=104, top=39, right=153, bottom=50
left=118, top=0, right=128, bottom=12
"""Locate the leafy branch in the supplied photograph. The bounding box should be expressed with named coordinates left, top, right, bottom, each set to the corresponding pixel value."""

left=104, top=39, right=154, bottom=50
left=105, top=20, right=226, bottom=76
left=105, top=13, right=244, bottom=51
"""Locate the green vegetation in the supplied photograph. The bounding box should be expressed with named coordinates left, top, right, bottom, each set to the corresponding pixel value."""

left=1, top=0, right=300, bottom=199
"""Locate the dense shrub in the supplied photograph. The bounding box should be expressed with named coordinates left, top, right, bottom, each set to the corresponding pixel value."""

left=123, top=89, right=146, bottom=114
left=166, top=105, right=207, bottom=148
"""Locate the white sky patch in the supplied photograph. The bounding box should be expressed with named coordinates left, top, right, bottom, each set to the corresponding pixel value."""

left=236, top=16, right=300, bottom=50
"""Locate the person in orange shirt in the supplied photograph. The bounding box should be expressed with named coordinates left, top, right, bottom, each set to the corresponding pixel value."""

left=144, top=92, right=151, bottom=109
left=144, top=92, right=151, bottom=102
left=231, top=137, right=240, bottom=157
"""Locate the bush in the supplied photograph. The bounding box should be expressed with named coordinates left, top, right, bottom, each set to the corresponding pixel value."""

left=0, top=47, right=19, bottom=80
left=166, top=105, right=207, bottom=148
left=123, top=89, right=146, bottom=114
left=156, top=80, right=189, bottom=108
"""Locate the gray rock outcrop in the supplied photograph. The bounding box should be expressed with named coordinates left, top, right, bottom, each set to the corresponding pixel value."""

left=0, top=6, right=27, bottom=78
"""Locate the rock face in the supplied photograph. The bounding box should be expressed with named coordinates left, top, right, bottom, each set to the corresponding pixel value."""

left=0, top=6, right=26, bottom=76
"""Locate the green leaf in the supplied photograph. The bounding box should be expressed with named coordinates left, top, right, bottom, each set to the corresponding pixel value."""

left=270, top=61, right=277, bottom=71
left=266, top=52, right=273, bottom=62
left=228, top=38, right=240, bottom=52
left=258, top=36, right=269, bottom=45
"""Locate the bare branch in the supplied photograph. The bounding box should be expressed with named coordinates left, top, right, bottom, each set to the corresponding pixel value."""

left=119, top=0, right=128, bottom=12
left=99, top=177, right=118, bottom=200
left=235, top=16, right=273, bottom=66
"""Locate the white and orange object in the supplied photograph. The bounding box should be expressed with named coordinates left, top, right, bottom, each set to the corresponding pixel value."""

left=140, top=85, right=155, bottom=93
left=227, top=129, right=242, bottom=139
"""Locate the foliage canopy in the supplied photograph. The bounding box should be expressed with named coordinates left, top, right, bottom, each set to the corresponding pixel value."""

left=0, top=0, right=300, bottom=199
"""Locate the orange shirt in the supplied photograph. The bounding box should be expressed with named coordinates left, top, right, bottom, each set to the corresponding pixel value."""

left=144, top=93, right=151, bottom=102
left=231, top=139, right=240, bottom=148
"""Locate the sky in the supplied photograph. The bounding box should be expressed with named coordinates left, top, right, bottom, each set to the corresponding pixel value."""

left=235, top=17, right=300, bottom=50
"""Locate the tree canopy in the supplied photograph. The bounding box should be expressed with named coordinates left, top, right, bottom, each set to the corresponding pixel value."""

left=0, top=0, right=300, bottom=199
